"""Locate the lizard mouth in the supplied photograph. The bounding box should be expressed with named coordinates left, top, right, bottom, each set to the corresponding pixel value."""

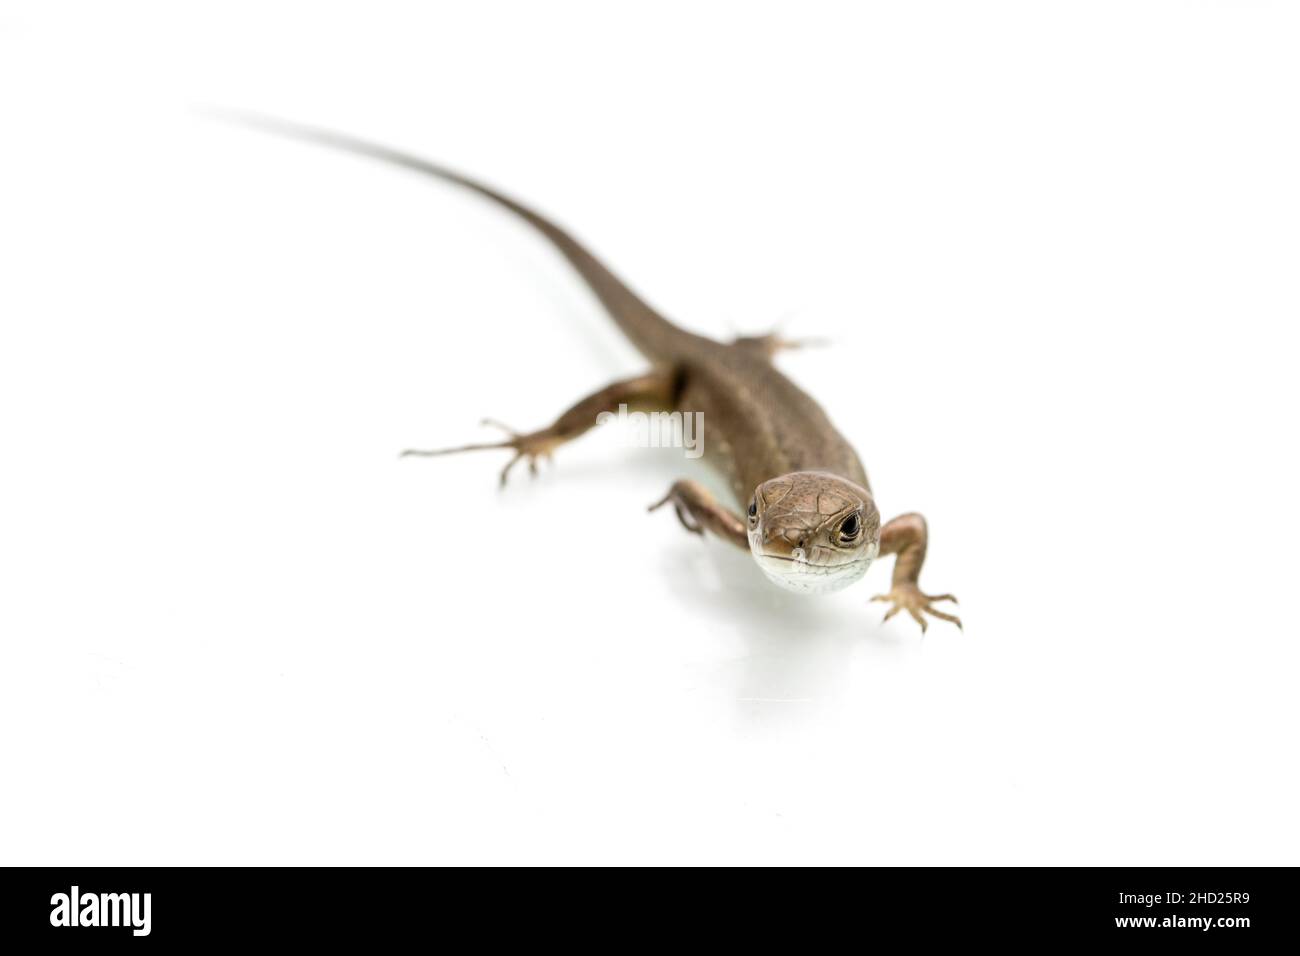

left=748, top=533, right=878, bottom=594
left=752, top=551, right=874, bottom=595
left=758, top=553, right=853, bottom=568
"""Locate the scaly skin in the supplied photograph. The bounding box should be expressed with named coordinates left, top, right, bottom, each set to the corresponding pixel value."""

left=226, top=114, right=959, bottom=632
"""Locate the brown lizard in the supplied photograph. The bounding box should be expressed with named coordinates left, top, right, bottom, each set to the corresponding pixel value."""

left=223, top=114, right=959, bottom=631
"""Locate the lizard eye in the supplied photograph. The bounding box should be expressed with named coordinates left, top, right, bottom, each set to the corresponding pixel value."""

left=839, top=512, right=861, bottom=544
left=747, top=498, right=758, bottom=525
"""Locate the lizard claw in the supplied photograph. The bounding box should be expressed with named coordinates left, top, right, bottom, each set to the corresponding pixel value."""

left=871, top=584, right=961, bottom=633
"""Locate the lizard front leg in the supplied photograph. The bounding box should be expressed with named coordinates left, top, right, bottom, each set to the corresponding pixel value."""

left=648, top=480, right=748, bottom=550
left=402, top=369, right=677, bottom=487
left=871, top=512, right=962, bottom=632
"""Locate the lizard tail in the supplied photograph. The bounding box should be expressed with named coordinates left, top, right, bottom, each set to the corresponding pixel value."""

left=204, top=109, right=702, bottom=363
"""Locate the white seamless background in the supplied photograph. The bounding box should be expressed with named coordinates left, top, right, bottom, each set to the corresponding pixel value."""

left=1, top=1, right=1296, bottom=865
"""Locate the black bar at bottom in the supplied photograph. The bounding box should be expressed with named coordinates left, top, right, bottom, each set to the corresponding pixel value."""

left=0, top=866, right=1290, bottom=945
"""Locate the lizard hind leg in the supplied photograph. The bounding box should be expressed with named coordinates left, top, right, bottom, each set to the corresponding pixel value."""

left=401, top=369, right=679, bottom=488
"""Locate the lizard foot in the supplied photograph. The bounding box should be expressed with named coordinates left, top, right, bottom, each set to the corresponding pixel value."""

left=871, top=584, right=961, bottom=633
left=477, top=419, right=562, bottom=487
left=647, top=484, right=705, bottom=535
left=646, top=479, right=749, bottom=547
left=400, top=418, right=561, bottom=488
left=732, top=331, right=831, bottom=358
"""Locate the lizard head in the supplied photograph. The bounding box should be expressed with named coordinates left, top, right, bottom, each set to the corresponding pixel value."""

left=745, top=472, right=880, bottom=594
